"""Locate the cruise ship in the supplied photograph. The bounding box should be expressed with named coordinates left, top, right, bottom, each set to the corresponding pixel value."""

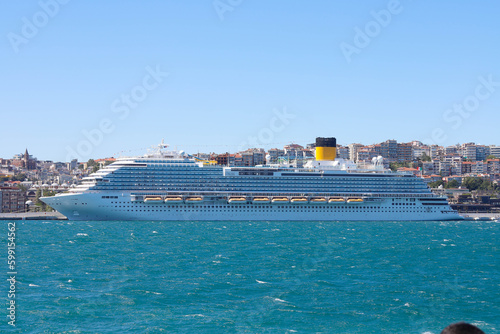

left=41, top=138, right=462, bottom=221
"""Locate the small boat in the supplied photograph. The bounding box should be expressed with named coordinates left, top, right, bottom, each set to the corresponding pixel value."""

left=309, top=197, right=327, bottom=204
left=328, top=198, right=345, bottom=204
left=228, top=197, right=247, bottom=204
left=164, top=196, right=183, bottom=204
left=144, top=196, right=164, bottom=203
left=291, top=197, right=308, bottom=204
left=252, top=197, right=271, bottom=204
left=272, top=197, right=289, bottom=204
left=347, top=198, right=364, bottom=204
left=185, top=196, right=204, bottom=204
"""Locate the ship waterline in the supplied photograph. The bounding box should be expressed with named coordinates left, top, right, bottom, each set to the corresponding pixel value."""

left=41, top=138, right=463, bottom=221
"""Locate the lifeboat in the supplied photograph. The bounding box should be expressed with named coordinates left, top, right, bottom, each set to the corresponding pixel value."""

left=309, top=197, right=327, bottom=204
left=291, top=197, right=308, bottom=204
left=252, top=197, right=271, bottom=204
left=347, top=198, right=364, bottom=204
left=185, top=196, right=204, bottom=204
left=164, top=196, right=183, bottom=204
left=328, top=198, right=345, bottom=204
left=272, top=197, right=289, bottom=204
left=144, top=196, right=164, bottom=203
left=228, top=197, right=247, bottom=204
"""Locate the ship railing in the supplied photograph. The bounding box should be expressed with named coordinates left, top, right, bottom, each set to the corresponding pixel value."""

left=129, top=191, right=438, bottom=199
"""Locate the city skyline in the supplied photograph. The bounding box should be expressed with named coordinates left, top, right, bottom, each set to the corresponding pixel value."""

left=2, top=138, right=499, bottom=163
left=1, top=1, right=499, bottom=161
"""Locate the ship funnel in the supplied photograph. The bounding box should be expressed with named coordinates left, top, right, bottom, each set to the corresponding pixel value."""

left=315, top=137, right=337, bottom=161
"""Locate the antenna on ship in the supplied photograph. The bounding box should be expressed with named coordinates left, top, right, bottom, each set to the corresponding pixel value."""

left=159, top=138, right=168, bottom=149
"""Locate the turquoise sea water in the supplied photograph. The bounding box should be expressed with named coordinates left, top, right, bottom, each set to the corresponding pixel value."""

left=4, top=220, right=499, bottom=333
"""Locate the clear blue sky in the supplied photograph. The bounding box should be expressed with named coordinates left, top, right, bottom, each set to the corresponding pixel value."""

left=1, top=0, right=499, bottom=162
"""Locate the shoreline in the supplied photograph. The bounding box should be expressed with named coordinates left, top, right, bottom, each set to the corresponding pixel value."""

left=0, top=212, right=67, bottom=220
left=461, top=212, right=500, bottom=221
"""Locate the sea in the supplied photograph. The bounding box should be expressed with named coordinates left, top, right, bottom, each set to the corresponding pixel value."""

left=4, top=220, right=499, bottom=334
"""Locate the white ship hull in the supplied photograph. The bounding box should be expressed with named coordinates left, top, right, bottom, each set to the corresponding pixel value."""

left=43, top=192, right=463, bottom=221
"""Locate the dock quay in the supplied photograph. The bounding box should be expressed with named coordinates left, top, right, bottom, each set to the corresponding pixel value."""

left=0, top=212, right=67, bottom=220
left=461, top=213, right=499, bottom=221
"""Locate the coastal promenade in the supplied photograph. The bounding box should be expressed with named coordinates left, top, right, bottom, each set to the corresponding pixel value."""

left=461, top=213, right=500, bottom=221
left=0, top=212, right=67, bottom=220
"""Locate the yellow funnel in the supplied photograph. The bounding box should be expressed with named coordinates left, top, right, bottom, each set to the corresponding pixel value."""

left=315, top=137, right=337, bottom=161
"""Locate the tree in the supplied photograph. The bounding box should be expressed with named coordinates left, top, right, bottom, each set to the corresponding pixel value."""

left=445, top=179, right=459, bottom=188
left=478, top=179, right=499, bottom=191
left=11, top=173, right=26, bottom=181
left=462, top=177, right=499, bottom=192
left=35, top=189, right=56, bottom=211
left=389, top=162, right=414, bottom=171
left=17, top=184, right=28, bottom=192
left=389, top=162, right=400, bottom=171
left=463, top=177, right=483, bottom=191
left=428, top=180, right=444, bottom=188
left=485, top=155, right=497, bottom=161
left=87, top=159, right=97, bottom=167
left=420, top=152, right=432, bottom=162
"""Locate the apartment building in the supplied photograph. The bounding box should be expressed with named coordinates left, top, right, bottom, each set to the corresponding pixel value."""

left=0, top=187, right=26, bottom=213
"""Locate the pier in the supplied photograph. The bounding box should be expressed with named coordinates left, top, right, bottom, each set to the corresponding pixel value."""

left=461, top=213, right=499, bottom=221
left=0, top=212, right=67, bottom=220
